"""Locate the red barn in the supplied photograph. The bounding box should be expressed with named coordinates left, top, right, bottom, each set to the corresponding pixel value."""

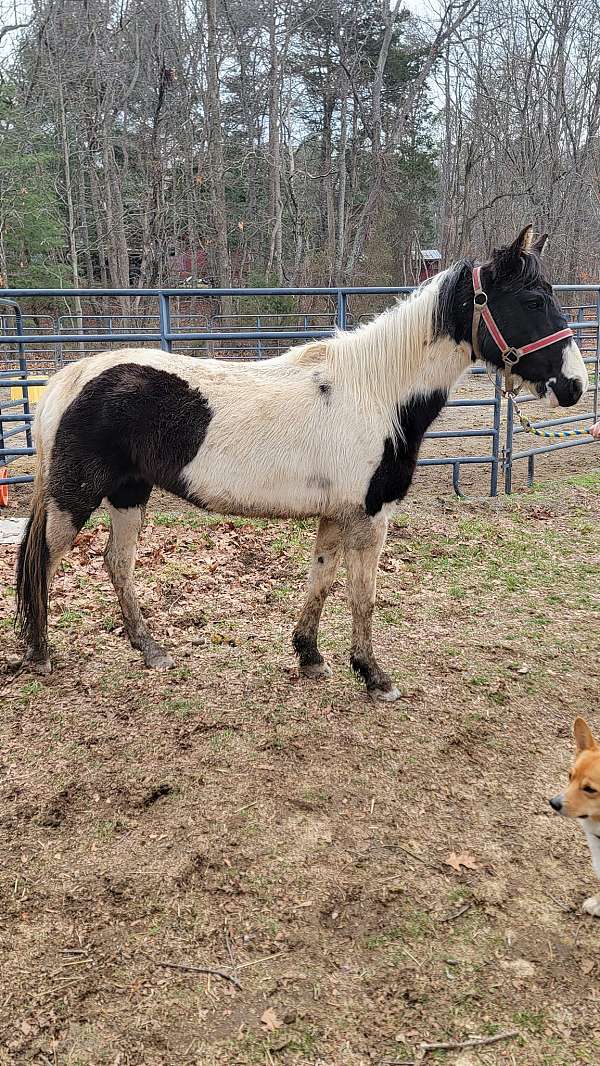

left=417, top=248, right=442, bottom=283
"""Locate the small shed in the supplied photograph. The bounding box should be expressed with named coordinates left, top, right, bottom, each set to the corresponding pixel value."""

left=417, top=248, right=442, bottom=283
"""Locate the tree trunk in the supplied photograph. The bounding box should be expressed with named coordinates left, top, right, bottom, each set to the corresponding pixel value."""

left=205, top=0, right=232, bottom=318
left=266, top=6, right=283, bottom=284
left=334, top=85, right=349, bottom=283
left=57, top=74, right=84, bottom=348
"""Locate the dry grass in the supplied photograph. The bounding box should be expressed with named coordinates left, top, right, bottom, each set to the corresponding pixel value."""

left=1, top=468, right=600, bottom=1065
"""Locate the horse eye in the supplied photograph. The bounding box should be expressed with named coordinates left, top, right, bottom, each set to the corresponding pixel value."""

left=527, top=297, right=544, bottom=310
left=583, top=785, right=598, bottom=795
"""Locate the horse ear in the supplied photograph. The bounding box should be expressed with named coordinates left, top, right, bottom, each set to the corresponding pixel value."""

left=489, top=224, right=534, bottom=276
left=574, top=717, right=598, bottom=754
left=507, top=224, right=534, bottom=260
left=532, top=233, right=549, bottom=256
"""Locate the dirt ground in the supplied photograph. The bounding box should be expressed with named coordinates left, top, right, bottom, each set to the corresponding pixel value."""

left=1, top=465, right=600, bottom=1066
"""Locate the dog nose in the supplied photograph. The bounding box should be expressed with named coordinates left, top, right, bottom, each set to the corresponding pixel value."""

left=550, top=796, right=563, bottom=812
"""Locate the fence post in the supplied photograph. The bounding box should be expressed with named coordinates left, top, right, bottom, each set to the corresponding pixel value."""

left=504, top=395, right=514, bottom=494
left=14, top=302, right=32, bottom=450
left=256, top=315, right=262, bottom=359
left=158, top=293, right=172, bottom=353
left=0, top=373, right=5, bottom=456
left=336, top=290, right=347, bottom=330
left=53, top=316, right=65, bottom=367
left=595, top=288, right=600, bottom=423
left=490, top=369, right=502, bottom=497
left=0, top=314, right=5, bottom=457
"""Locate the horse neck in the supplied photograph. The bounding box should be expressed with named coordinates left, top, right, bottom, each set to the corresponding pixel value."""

left=327, top=273, right=471, bottom=430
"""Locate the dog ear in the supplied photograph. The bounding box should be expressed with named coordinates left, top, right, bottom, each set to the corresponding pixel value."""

left=574, top=717, right=598, bottom=753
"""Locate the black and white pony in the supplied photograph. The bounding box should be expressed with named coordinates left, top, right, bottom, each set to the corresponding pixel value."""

left=15, top=226, right=587, bottom=698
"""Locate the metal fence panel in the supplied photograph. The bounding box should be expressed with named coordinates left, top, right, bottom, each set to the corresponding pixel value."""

left=2, top=282, right=596, bottom=499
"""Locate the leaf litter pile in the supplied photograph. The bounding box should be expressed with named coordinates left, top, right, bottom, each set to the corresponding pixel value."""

left=1, top=471, right=600, bottom=1066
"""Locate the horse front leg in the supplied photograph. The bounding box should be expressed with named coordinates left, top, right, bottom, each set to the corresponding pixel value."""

left=292, top=516, right=342, bottom=678
left=344, top=513, right=400, bottom=701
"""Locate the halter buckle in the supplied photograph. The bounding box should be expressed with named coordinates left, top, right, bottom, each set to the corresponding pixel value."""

left=473, top=291, right=487, bottom=308
left=504, top=347, right=521, bottom=367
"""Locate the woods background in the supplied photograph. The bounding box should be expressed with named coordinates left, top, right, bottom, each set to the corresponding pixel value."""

left=1, top=0, right=599, bottom=293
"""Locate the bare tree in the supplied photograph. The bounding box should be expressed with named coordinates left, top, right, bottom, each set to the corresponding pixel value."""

left=3, top=0, right=597, bottom=296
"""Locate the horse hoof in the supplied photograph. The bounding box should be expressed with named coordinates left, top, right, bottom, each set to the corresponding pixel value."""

left=369, top=685, right=401, bottom=703
left=300, top=661, right=332, bottom=680
left=145, top=651, right=175, bottom=670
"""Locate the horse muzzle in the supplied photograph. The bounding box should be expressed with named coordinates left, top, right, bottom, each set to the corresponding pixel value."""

left=546, top=372, right=586, bottom=408
left=549, top=340, right=588, bottom=407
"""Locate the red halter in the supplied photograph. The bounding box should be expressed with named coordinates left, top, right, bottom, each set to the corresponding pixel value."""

left=471, top=265, right=573, bottom=394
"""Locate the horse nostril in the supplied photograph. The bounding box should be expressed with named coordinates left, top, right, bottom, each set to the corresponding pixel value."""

left=555, top=374, right=583, bottom=406
left=568, top=378, right=582, bottom=402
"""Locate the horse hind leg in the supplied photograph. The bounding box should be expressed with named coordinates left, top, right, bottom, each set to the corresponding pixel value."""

left=104, top=485, right=174, bottom=670
left=344, top=513, right=400, bottom=702
left=292, top=516, right=342, bottom=679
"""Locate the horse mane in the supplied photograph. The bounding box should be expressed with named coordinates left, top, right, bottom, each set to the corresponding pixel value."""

left=281, top=264, right=473, bottom=436
left=324, top=268, right=460, bottom=434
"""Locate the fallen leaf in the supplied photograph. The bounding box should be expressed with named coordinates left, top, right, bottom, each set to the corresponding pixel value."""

left=444, top=851, right=480, bottom=872
left=260, top=1007, right=282, bottom=1032
left=581, top=958, right=595, bottom=974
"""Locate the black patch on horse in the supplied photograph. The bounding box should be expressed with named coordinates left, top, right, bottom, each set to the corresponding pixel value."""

left=434, top=259, right=473, bottom=346
left=108, top=478, right=152, bottom=511
left=365, top=390, right=447, bottom=516
left=292, top=630, right=323, bottom=668
left=350, top=654, right=371, bottom=685
left=49, top=363, right=213, bottom=524
left=313, top=370, right=332, bottom=403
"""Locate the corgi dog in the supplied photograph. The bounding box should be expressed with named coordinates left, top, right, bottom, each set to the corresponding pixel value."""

left=550, top=717, right=600, bottom=916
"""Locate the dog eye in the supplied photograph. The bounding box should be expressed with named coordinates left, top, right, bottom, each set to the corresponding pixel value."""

left=583, top=785, right=598, bottom=795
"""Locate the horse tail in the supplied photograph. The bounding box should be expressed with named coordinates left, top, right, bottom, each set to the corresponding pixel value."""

left=15, top=426, right=50, bottom=655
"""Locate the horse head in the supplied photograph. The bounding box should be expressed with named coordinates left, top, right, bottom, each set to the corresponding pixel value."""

left=472, top=225, right=587, bottom=408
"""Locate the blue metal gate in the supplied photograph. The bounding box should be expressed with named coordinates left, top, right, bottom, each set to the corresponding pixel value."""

left=1, top=284, right=597, bottom=499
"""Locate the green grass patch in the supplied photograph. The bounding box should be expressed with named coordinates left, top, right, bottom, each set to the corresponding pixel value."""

left=56, top=608, right=84, bottom=628
left=19, top=680, right=44, bottom=700
left=513, top=1008, right=547, bottom=1034
left=567, top=470, right=600, bottom=490
left=85, top=513, right=110, bottom=529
